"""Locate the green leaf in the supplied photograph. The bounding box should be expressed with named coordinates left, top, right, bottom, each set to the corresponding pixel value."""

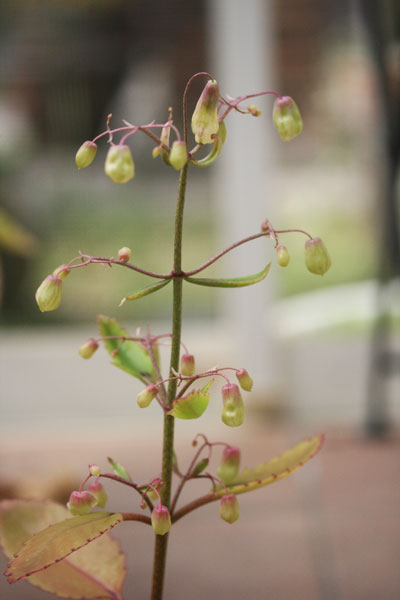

left=0, top=500, right=125, bottom=599
left=119, top=279, right=171, bottom=306
left=191, top=458, right=209, bottom=476
left=107, top=456, right=132, bottom=481
left=168, top=380, right=213, bottom=419
left=97, top=314, right=157, bottom=383
left=216, top=434, right=324, bottom=497
left=185, top=262, right=271, bottom=288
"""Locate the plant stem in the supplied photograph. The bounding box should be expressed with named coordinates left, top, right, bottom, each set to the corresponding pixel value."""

left=151, top=163, right=189, bottom=600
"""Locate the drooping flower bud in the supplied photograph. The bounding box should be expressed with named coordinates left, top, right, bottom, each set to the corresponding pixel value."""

left=236, top=368, right=253, bottom=392
left=219, top=494, right=240, bottom=524
left=305, top=237, right=331, bottom=276
left=217, top=446, right=241, bottom=483
left=276, top=245, right=290, bottom=267
left=180, top=353, right=195, bottom=377
left=221, top=383, right=245, bottom=427
left=89, top=464, right=101, bottom=477
left=151, top=505, right=172, bottom=535
left=35, top=275, right=62, bottom=312
left=118, top=246, right=132, bottom=262
left=53, top=264, right=70, bottom=280
left=169, top=141, right=188, bottom=170
left=137, top=384, right=158, bottom=408
left=273, top=96, right=303, bottom=141
left=191, top=79, right=220, bottom=144
left=67, top=490, right=97, bottom=516
left=78, top=338, right=99, bottom=360
left=248, top=104, right=261, bottom=117
left=160, top=123, right=171, bottom=147
left=105, top=145, right=135, bottom=184
left=75, top=141, right=97, bottom=169
left=88, top=480, right=108, bottom=508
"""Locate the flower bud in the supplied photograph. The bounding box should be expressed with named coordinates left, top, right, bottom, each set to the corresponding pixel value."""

left=261, top=218, right=272, bottom=233
left=88, top=480, right=108, bottom=508
left=118, top=246, right=132, bottom=262
left=221, top=383, right=245, bottom=427
left=276, top=245, right=290, bottom=267
left=105, top=145, right=134, bottom=184
left=219, top=494, right=240, bottom=524
left=273, top=96, right=303, bottom=141
left=78, top=338, right=99, bottom=360
left=89, top=464, right=101, bottom=477
left=236, top=368, right=253, bottom=392
left=160, top=123, right=171, bottom=147
left=248, top=104, right=261, bottom=117
left=180, top=353, right=195, bottom=377
left=67, top=490, right=97, bottom=516
left=151, top=505, right=171, bottom=535
left=35, top=275, right=62, bottom=312
left=75, top=141, right=97, bottom=169
left=217, top=446, right=241, bottom=483
left=152, top=145, right=162, bottom=159
left=305, top=237, right=331, bottom=276
left=191, top=79, right=220, bottom=144
left=137, top=384, right=158, bottom=408
left=169, top=141, right=188, bottom=170
left=53, top=264, right=70, bottom=280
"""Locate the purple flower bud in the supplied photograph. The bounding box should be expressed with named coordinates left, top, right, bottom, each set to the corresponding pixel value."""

left=221, top=383, right=244, bottom=427
left=276, top=245, right=290, bottom=267
left=273, top=96, right=303, bottom=141
left=151, top=505, right=171, bottom=535
left=118, top=246, right=132, bottom=262
left=88, top=480, right=108, bottom=508
left=217, top=446, right=241, bottom=483
left=67, top=490, right=97, bottom=515
left=220, top=494, right=240, bottom=524
left=191, top=80, right=220, bottom=144
left=35, top=275, right=62, bottom=312
left=75, top=141, right=97, bottom=169
left=305, top=237, right=331, bottom=276
left=105, top=144, right=135, bottom=184
left=180, top=353, right=195, bottom=377
left=137, top=384, right=158, bottom=408
left=236, top=368, right=253, bottom=392
left=169, top=141, right=188, bottom=171
left=78, top=338, right=99, bottom=360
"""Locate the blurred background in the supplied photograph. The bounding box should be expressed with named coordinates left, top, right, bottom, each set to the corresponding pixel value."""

left=0, top=1, right=399, bottom=599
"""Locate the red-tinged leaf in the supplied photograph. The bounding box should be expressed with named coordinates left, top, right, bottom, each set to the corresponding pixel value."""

left=216, top=434, right=324, bottom=497
left=3, top=503, right=123, bottom=590
left=168, top=380, right=213, bottom=419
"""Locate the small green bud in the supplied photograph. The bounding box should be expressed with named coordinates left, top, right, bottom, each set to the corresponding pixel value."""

left=236, top=368, right=253, bottom=392
left=105, top=144, right=135, bottom=184
left=273, top=96, right=303, bottom=141
left=180, top=353, right=195, bottom=377
left=217, top=446, right=241, bottom=483
left=191, top=458, right=209, bottom=477
left=137, top=384, right=158, bottom=408
left=248, top=104, right=261, bottom=117
left=75, top=141, right=97, bottom=169
left=221, top=383, right=245, bottom=427
left=78, top=338, right=99, bottom=360
left=151, top=505, right=171, bottom=535
left=88, top=480, right=108, bottom=508
left=118, top=246, right=132, bottom=262
left=53, top=264, right=70, bottom=280
left=169, top=141, right=188, bottom=170
left=276, top=245, right=290, bottom=267
left=191, top=79, right=220, bottom=144
left=67, top=491, right=97, bottom=515
left=152, top=145, right=162, bottom=158
left=305, top=237, right=331, bottom=276
left=219, top=494, right=240, bottom=524
left=35, top=275, right=62, bottom=312
left=89, top=464, right=101, bottom=477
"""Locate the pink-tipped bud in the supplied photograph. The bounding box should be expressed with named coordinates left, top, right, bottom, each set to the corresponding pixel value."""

left=261, top=218, right=272, bottom=233
left=169, top=141, right=188, bottom=170
left=248, top=104, right=261, bottom=117
left=219, top=494, right=240, bottom=524
left=191, top=79, right=220, bottom=144
left=236, top=368, right=253, bottom=392
left=140, top=500, right=147, bottom=510
left=137, top=384, right=158, bottom=408
left=88, top=480, right=108, bottom=508
left=180, top=353, right=195, bottom=377
left=118, top=246, right=132, bottom=262
left=67, top=490, right=97, bottom=515
left=35, top=275, right=62, bottom=312
left=75, top=141, right=97, bottom=169
left=151, top=505, right=171, bottom=536
left=89, top=464, right=101, bottom=477
left=305, top=237, right=331, bottom=276
left=276, top=245, right=290, bottom=267
left=53, top=264, right=70, bottom=280
left=217, top=446, right=241, bottom=483
left=78, top=338, right=99, bottom=360
left=152, top=145, right=162, bottom=158
left=160, top=123, right=171, bottom=147
left=105, top=145, right=135, bottom=184
left=273, top=96, right=303, bottom=141
left=221, top=383, right=245, bottom=427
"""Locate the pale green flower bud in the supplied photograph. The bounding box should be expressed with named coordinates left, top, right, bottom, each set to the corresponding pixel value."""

left=67, top=491, right=97, bottom=515
left=105, top=145, right=135, bottom=184
left=118, top=246, right=132, bottom=262
left=180, top=353, right=195, bottom=377
left=273, top=96, right=303, bottom=141
left=276, top=245, right=290, bottom=267
left=53, top=264, right=70, bottom=280
left=137, top=384, right=158, bottom=408
left=88, top=480, right=108, bottom=508
left=151, top=505, right=171, bottom=535
left=78, top=338, right=99, bottom=359
left=35, top=275, right=62, bottom=312
left=191, top=79, right=220, bottom=144
left=89, top=464, right=101, bottom=477
left=217, top=446, right=241, bottom=483
left=236, top=368, right=253, bottom=392
left=75, top=141, right=97, bottom=169
left=305, top=237, right=331, bottom=276
left=248, top=104, right=261, bottom=117
left=169, top=141, right=188, bottom=170
left=221, top=383, right=244, bottom=427
left=220, top=494, right=240, bottom=524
